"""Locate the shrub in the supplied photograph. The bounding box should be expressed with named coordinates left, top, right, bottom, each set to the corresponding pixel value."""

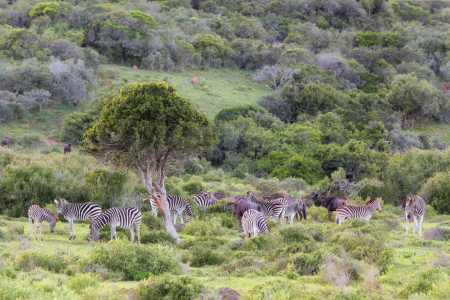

left=319, top=255, right=362, bottom=286
left=91, top=240, right=180, bottom=280
left=68, top=274, right=99, bottom=293
left=214, top=104, right=266, bottom=123
left=15, top=248, right=77, bottom=272
left=141, top=231, right=176, bottom=244
left=327, top=230, right=393, bottom=273
left=180, top=181, right=205, bottom=195
left=141, top=212, right=165, bottom=230
left=279, top=227, right=314, bottom=244
left=183, top=217, right=225, bottom=236
left=397, top=267, right=441, bottom=299
left=289, top=251, right=323, bottom=275
left=133, top=275, right=203, bottom=300
left=420, top=172, right=450, bottom=214
left=186, top=244, right=227, bottom=267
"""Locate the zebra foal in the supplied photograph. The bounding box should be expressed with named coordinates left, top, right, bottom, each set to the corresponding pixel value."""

left=28, top=205, right=59, bottom=241
left=55, top=198, right=102, bottom=240
left=89, top=207, right=142, bottom=244
left=405, top=195, right=427, bottom=236
left=335, top=197, right=381, bottom=225
left=242, top=209, right=270, bottom=241
left=143, top=194, right=194, bottom=224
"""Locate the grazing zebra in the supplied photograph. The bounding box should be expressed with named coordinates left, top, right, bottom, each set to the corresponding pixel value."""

left=88, top=207, right=142, bottom=244
left=242, top=209, right=270, bottom=241
left=335, top=197, right=382, bottom=225
left=405, top=195, right=427, bottom=236
left=282, top=201, right=299, bottom=227
left=245, top=191, right=285, bottom=222
left=28, top=205, right=59, bottom=241
left=55, top=198, right=102, bottom=240
left=143, top=194, right=194, bottom=224
left=194, top=192, right=218, bottom=210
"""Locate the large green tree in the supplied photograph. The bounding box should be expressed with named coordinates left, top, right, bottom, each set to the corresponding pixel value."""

left=82, top=82, right=217, bottom=243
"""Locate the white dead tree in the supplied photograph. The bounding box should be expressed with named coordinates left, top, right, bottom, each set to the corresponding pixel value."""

left=253, top=65, right=299, bottom=91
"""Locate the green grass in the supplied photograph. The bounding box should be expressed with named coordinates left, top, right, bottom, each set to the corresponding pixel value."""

left=99, top=65, right=270, bottom=119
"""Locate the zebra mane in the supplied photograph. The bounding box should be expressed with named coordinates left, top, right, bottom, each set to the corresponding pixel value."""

left=365, top=197, right=380, bottom=206
left=59, top=198, right=69, bottom=204
left=46, top=209, right=59, bottom=221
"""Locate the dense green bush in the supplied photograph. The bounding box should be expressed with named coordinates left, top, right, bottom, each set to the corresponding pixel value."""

left=183, top=217, right=225, bottom=236
left=15, top=248, right=78, bottom=272
left=180, top=180, right=205, bottom=195
left=91, top=240, right=180, bottom=280
left=133, top=275, right=203, bottom=300
left=420, top=172, right=450, bottom=214
left=214, top=104, right=266, bottom=123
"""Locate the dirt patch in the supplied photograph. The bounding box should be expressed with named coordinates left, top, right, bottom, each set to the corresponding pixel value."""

left=424, top=228, right=444, bottom=240
left=218, top=288, right=240, bottom=300
left=41, top=130, right=66, bottom=147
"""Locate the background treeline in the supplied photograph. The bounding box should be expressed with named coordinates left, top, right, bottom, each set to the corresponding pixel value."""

left=2, top=0, right=450, bottom=211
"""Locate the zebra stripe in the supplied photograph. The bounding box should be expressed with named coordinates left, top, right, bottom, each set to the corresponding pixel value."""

left=194, top=192, right=218, bottom=208
left=283, top=201, right=299, bottom=227
left=55, top=198, right=102, bottom=240
left=89, top=206, right=142, bottom=244
left=242, top=209, right=270, bottom=241
left=245, top=191, right=285, bottom=221
left=405, top=195, right=427, bottom=236
left=28, top=205, right=59, bottom=241
left=143, top=194, right=194, bottom=224
left=335, top=197, right=382, bottom=225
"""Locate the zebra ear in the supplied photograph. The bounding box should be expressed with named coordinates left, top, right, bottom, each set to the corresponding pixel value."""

left=54, top=199, right=58, bottom=204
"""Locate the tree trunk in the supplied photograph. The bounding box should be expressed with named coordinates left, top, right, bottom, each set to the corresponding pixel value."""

left=150, top=190, right=180, bottom=244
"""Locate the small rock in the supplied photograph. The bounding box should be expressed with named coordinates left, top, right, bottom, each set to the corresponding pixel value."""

left=424, top=228, right=444, bottom=240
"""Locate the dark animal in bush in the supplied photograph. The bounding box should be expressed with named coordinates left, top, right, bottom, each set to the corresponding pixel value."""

left=229, top=198, right=261, bottom=232
left=336, top=197, right=382, bottom=225
left=213, top=192, right=229, bottom=200
left=242, top=209, right=269, bottom=240
left=28, top=204, right=59, bottom=241
left=1, top=138, right=10, bottom=148
left=341, top=197, right=351, bottom=204
left=64, top=143, right=72, bottom=154
left=405, top=195, right=427, bottom=236
left=319, top=195, right=347, bottom=222
left=55, top=198, right=102, bottom=240
left=143, top=194, right=194, bottom=224
left=89, top=206, right=142, bottom=244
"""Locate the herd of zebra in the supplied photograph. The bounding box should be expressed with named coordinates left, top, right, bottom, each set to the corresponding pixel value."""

left=26, top=190, right=428, bottom=244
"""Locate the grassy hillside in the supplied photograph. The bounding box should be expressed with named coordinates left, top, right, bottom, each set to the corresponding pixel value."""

left=98, top=65, right=270, bottom=119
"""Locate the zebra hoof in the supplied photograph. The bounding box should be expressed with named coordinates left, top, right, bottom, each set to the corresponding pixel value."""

left=73, top=236, right=76, bottom=240
left=69, top=236, right=72, bottom=240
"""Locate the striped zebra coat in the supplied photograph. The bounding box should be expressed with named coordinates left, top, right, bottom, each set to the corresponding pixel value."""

left=28, top=205, right=59, bottom=241
left=242, top=209, right=270, bottom=241
left=335, top=197, right=381, bottom=225
left=405, top=195, right=427, bottom=236
left=55, top=198, right=102, bottom=240
left=89, top=206, right=142, bottom=244
left=245, top=191, right=285, bottom=222
left=143, top=194, right=194, bottom=224
left=194, top=192, right=218, bottom=210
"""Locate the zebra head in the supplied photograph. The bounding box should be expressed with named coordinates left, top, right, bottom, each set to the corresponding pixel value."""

left=405, top=195, right=415, bottom=219
left=88, top=223, right=100, bottom=242
left=54, top=198, right=67, bottom=219
left=49, top=217, right=58, bottom=233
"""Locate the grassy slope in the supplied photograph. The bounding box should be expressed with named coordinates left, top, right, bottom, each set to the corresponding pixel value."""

left=0, top=66, right=269, bottom=146
left=2, top=211, right=450, bottom=298
left=101, top=65, right=270, bottom=119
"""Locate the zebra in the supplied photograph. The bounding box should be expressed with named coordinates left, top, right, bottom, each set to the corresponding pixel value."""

left=143, top=194, right=194, bottom=224
left=335, top=197, right=382, bottom=225
left=405, top=195, right=427, bottom=236
left=242, top=209, right=270, bottom=241
left=88, top=206, right=142, bottom=244
left=283, top=201, right=300, bottom=227
left=194, top=192, right=218, bottom=211
left=55, top=198, right=102, bottom=240
left=28, top=205, right=59, bottom=241
left=245, top=191, right=285, bottom=222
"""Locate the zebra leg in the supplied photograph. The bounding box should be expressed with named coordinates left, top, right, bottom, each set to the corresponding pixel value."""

left=406, top=217, right=409, bottom=236
left=136, top=224, right=140, bottom=244
left=290, top=215, right=294, bottom=227
left=180, top=211, right=184, bottom=225
left=39, top=221, right=43, bottom=241
left=68, top=220, right=74, bottom=240
left=244, top=227, right=249, bottom=241
left=173, top=212, right=177, bottom=224
left=29, top=218, right=33, bottom=240
left=419, top=215, right=424, bottom=236
left=129, top=227, right=135, bottom=244
left=413, top=217, right=417, bottom=236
